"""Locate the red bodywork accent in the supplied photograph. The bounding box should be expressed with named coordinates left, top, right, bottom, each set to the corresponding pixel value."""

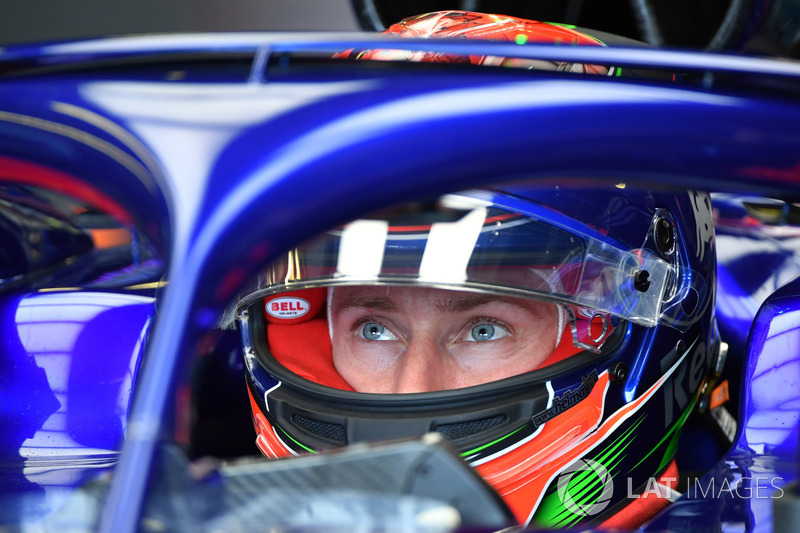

left=0, top=156, right=133, bottom=225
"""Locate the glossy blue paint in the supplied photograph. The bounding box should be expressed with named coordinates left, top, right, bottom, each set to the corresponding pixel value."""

left=5, top=34, right=800, bottom=78
left=0, top=34, right=798, bottom=531
left=0, top=86, right=171, bottom=256
left=95, top=42, right=800, bottom=532
left=645, top=276, right=800, bottom=531
left=713, top=197, right=800, bottom=431
left=739, top=277, right=800, bottom=457
left=0, top=290, right=154, bottom=525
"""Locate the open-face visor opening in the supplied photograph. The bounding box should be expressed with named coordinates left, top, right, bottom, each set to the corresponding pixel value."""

left=243, top=284, right=621, bottom=394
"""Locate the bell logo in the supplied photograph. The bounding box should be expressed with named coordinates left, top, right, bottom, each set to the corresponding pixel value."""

left=266, top=297, right=310, bottom=319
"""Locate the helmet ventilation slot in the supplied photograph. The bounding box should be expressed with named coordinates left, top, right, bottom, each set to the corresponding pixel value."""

left=433, top=414, right=508, bottom=440
left=291, top=414, right=346, bottom=443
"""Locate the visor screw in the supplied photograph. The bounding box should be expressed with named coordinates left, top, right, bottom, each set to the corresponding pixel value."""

left=610, top=362, right=628, bottom=383
left=655, top=218, right=674, bottom=254
left=676, top=340, right=686, bottom=355
left=633, top=269, right=651, bottom=292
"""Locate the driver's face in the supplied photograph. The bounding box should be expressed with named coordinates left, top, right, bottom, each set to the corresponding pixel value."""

left=330, top=286, right=559, bottom=393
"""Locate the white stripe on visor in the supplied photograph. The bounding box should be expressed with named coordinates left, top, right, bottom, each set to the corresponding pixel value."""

left=419, top=207, right=487, bottom=283
left=336, top=219, right=388, bottom=278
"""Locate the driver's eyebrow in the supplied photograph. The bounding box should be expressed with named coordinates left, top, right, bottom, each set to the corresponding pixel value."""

left=335, top=295, right=399, bottom=312
left=335, top=292, right=528, bottom=314
left=440, top=293, right=525, bottom=314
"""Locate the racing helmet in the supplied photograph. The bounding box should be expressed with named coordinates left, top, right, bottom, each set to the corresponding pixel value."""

left=237, top=184, right=719, bottom=528
left=334, top=10, right=615, bottom=75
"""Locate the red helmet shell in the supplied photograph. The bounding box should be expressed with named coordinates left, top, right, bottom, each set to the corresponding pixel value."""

left=343, top=11, right=609, bottom=74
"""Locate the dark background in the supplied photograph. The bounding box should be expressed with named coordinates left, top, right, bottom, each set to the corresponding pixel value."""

left=1, top=1, right=797, bottom=64
left=0, top=1, right=361, bottom=45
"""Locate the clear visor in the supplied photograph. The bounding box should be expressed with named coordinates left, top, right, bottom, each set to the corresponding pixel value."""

left=231, top=192, right=698, bottom=331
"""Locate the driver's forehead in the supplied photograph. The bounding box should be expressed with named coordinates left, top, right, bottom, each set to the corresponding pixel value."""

left=331, top=286, right=539, bottom=315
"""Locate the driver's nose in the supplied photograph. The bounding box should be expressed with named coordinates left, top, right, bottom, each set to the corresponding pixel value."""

left=392, top=334, right=447, bottom=393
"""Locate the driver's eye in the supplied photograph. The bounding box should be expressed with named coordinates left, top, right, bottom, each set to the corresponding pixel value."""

left=360, top=322, right=397, bottom=341
left=472, top=324, right=495, bottom=341
left=466, top=323, right=510, bottom=342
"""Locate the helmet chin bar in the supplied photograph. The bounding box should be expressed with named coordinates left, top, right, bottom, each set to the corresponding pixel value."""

left=242, top=304, right=625, bottom=455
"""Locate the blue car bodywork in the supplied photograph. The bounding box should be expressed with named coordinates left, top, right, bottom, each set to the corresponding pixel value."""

left=1, top=29, right=800, bottom=531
